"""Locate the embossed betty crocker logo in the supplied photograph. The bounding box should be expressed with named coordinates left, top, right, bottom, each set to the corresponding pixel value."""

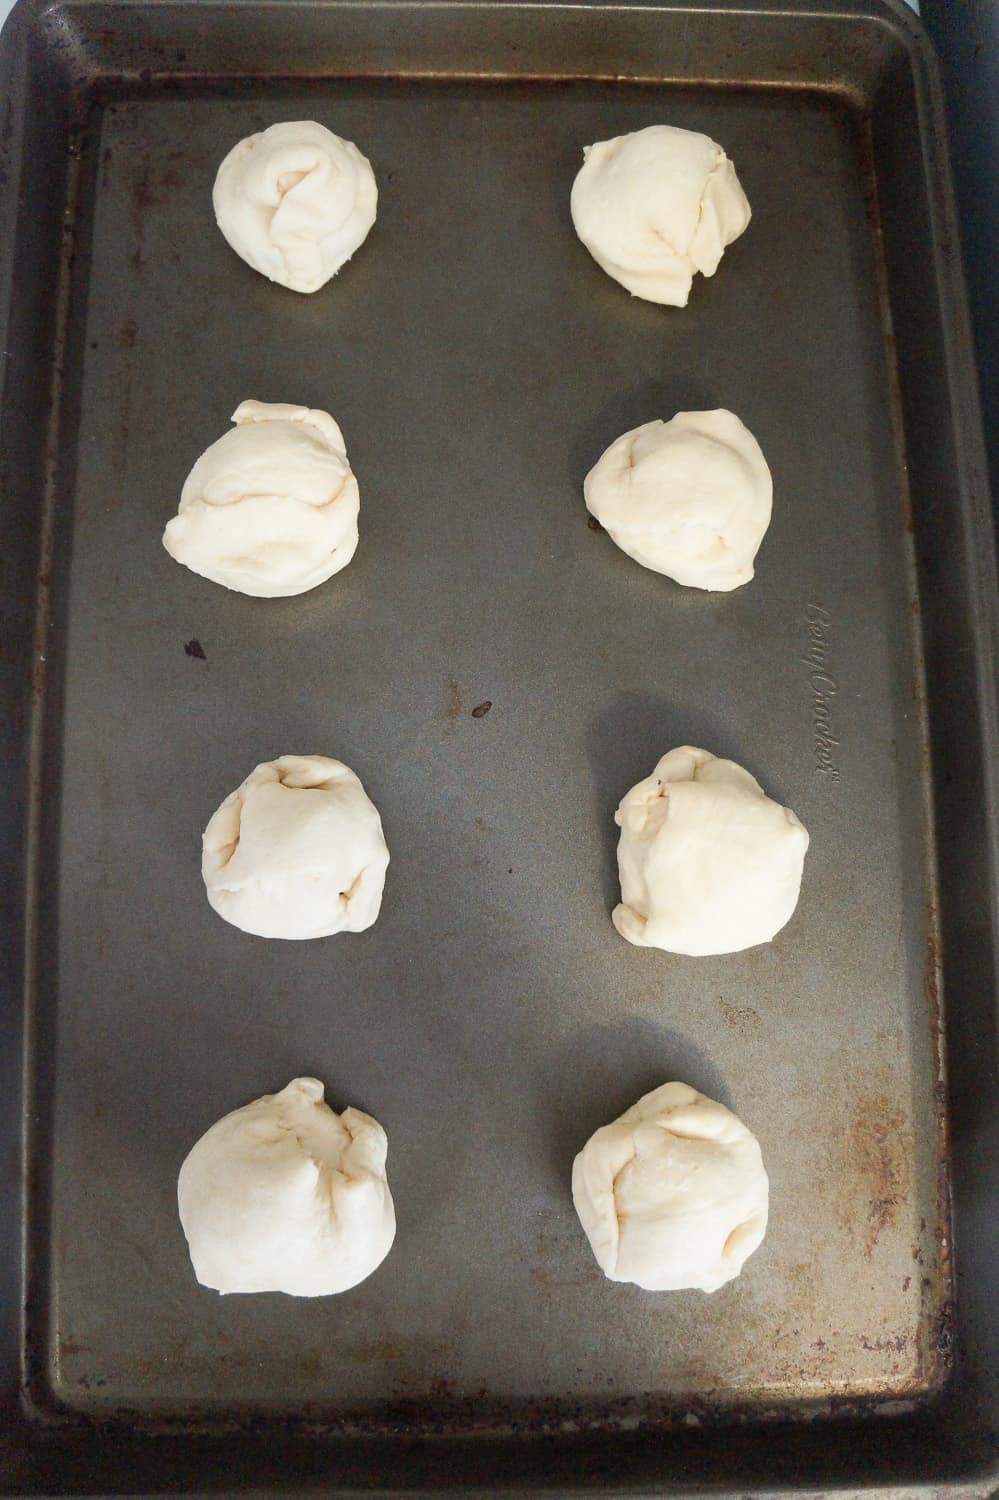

left=803, top=604, right=840, bottom=783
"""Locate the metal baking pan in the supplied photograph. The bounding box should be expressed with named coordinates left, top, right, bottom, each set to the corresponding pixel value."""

left=1, top=0, right=997, bottom=1491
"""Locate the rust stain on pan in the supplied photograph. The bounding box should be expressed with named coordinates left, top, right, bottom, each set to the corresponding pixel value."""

left=129, top=158, right=151, bottom=272
left=833, top=1069, right=913, bottom=1261
left=443, top=676, right=463, bottom=723
left=923, top=900, right=951, bottom=1264
left=853, top=1096, right=912, bottom=1261
left=529, top=1263, right=601, bottom=1293
left=718, top=999, right=763, bottom=1034
left=127, top=152, right=190, bottom=274
left=108, top=321, right=135, bottom=511
left=921, top=894, right=956, bottom=1386
left=58, top=1336, right=92, bottom=1359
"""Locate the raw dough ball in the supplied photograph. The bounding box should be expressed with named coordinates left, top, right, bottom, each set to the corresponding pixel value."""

left=202, top=755, right=389, bottom=940
left=162, top=401, right=360, bottom=598
left=614, top=746, right=808, bottom=956
left=570, top=124, right=750, bottom=306
left=572, top=1082, right=768, bottom=1292
left=584, top=409, right=772, bottom=592
left=178, top=1077, right=396, bottom=1296
left=213, top=120, right=377, bottom=293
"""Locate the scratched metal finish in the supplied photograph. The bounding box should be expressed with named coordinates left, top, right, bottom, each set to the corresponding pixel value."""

left=33, top=74, right=950, bottom=1424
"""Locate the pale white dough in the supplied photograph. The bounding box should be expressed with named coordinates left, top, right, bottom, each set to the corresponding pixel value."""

left=213, top=120, right=377, bottom=293
left=584, top=409, right=772, bottom=592
left=570, top=124, right=751, bottom=306
left=178, top=1077, right=396, bottom=1296
left=614, top=746, right=808, bottom=956
left=202, top=755, right=389, bottom=940
left=162, top=401, right=360, bottom=598
left=572, top=1082, right=769, bottom=1292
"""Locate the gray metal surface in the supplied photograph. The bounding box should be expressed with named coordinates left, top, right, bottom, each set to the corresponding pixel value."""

left=1, top=0, right=997, bottom=1492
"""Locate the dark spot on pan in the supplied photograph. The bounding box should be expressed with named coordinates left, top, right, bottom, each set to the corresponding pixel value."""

left=587, top=515, right=603, bottom=531
left=934, top=1300, right=957, bottom=1358
left=859, top=1331, right=909, bottom=1355
left=471, top=700, right=492, bottom=718
left=184, top=639, right=206, bottom=660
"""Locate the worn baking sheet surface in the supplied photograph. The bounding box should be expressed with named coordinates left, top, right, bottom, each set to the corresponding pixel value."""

left=35, top=77, right=947, bottom=1427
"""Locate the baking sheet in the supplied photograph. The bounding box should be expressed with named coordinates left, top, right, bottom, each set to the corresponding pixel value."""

left=1, top=0, right=997, bottom=1491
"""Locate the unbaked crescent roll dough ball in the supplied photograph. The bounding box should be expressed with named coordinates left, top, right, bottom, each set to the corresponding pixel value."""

left=570, top=124, right=751, bottom=306
left=202, top=755, right=389, bottom=940
left=213, top=120, right=377, bottom=293
left=584, top=409, right=772, bottom=592
left=614, top=746, right=808, bottom=956
left=572, top=1082, right=768, bottom=1292
left=178, top=1077, right=396, bottom=1296
left=162, top=401, right=360, bottom=597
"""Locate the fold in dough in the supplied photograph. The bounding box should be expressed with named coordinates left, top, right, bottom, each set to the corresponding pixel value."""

left=213, top=120, right=377, bottom=293
left=178, top=1077, right=396, bottom=1296
left=613, top=746, right=808, bottom=955
left=163, top=401, right=359, bottom=597
left=572, top=1082, right=769, bottom=1292
left=202, top=755, right=389, bottom=940
left=584, top=409, right=772, bottom=592
left=571, top=125, right=751, bottom=306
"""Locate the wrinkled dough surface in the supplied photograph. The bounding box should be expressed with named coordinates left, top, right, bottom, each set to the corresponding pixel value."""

left=584, top=409, right=772, bottom=592
left=570, top=125, right=751, bottom=306
left=178, top=1077, right=396, bottom=1295
left=614, top=746, right=808, bottom=955
left=202, top=755, right=389, bottom=940
left=572, top=1082, right=769, bottom=1292
left=213, top=120, right=377, bottom=293
left=163, top=401, right=360, bottom=597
